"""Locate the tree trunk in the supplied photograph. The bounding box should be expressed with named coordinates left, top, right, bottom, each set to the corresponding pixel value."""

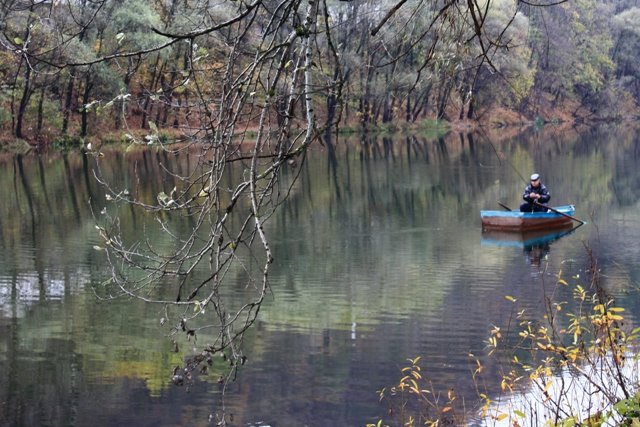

left=173, top=95, right=181, bottom=128
left=15, top=66, right=32, bottom=139
left=161, top=48, right=185, bottom=127
left=80, top=70, right=93, bottom=137
left=116, top=58, right=141, bottom=130
left=62, top=73, right=75, bottom=134
left=36, top=83, right=46, bottom=140
left=466, top=94, right=475, bottom=120
left=325, top=67, right=346, bottom=128
left=436, top=81, right=452, bottom=120
left=410, top=83, right=432, bottom=121
left=141, top=56, right=163, bottom=129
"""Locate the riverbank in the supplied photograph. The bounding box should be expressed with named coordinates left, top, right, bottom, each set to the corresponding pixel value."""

left=2, top=101, right=638, bottom=155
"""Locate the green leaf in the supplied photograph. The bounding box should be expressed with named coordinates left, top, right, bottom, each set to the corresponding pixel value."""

left=615, top=398, right=634, bottom=414
left=14, top=37, right=23, bottom=45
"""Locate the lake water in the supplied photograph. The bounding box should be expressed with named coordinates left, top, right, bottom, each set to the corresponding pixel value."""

left=1, top=124, right=640, bottom=426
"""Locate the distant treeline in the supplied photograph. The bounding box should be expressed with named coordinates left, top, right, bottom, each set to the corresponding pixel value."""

left=0, top=0, right=639, bottom=145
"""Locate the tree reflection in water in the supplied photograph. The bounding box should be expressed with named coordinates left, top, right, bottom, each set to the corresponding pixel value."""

left=3, top=127, right=640, bottom=426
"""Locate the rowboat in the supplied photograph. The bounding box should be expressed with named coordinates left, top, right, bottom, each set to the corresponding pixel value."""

left=480, top=205, right=576, bottom=231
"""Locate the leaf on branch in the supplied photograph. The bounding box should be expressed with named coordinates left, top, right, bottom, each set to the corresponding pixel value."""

left=157, top=192, right=175, bottom=206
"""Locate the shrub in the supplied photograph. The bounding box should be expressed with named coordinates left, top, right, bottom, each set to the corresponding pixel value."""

left=371, top=250, right=640, bottom=426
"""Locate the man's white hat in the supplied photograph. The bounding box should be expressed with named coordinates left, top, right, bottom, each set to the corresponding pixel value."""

left=530, top=173, right=540, bottom=181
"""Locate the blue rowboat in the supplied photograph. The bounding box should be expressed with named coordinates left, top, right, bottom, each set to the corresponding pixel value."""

left=480, top=205, right=576, bottom=231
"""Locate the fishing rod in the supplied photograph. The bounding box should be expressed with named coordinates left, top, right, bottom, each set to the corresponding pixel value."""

left=478, top=128, right=585, bottom=225
left=478, top=127, right=528, bottom=185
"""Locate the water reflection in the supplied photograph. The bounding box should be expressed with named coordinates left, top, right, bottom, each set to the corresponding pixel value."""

left=481, top=225, right=578, bottom=249
left=481, top=225, right=579, bottom=273
left=1, top=126, right=640, bottom=426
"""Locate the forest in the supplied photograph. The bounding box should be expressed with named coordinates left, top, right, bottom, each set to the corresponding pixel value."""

left=1, top=0, right=639, bottom=147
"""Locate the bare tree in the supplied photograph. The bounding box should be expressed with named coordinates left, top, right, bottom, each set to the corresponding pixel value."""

left=90, top=3, right=323, bottom=422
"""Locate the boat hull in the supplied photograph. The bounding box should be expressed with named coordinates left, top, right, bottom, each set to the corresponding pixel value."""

left=480, top=205, right=575, bottom=232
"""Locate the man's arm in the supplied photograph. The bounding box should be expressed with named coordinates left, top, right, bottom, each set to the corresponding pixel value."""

left=539, top=186, right=551, bottom=204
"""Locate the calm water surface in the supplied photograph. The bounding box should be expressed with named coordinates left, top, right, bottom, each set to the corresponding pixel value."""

left=1, top=125, right=640, bottom=426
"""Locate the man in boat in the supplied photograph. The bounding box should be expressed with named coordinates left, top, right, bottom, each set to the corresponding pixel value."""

left=520, top=173, right=550, bottom=212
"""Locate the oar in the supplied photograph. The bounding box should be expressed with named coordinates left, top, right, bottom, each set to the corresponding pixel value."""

left=534, top=201, right=585, bottom=226
left=497, top=202, right=512, bottom=211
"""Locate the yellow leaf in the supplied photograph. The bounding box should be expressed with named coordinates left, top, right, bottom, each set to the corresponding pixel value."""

left=558, top=279, right=568, bottom=286
left=505, top=295, right=517, bottom=302
left=496, top=413, right=508, bottom=421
